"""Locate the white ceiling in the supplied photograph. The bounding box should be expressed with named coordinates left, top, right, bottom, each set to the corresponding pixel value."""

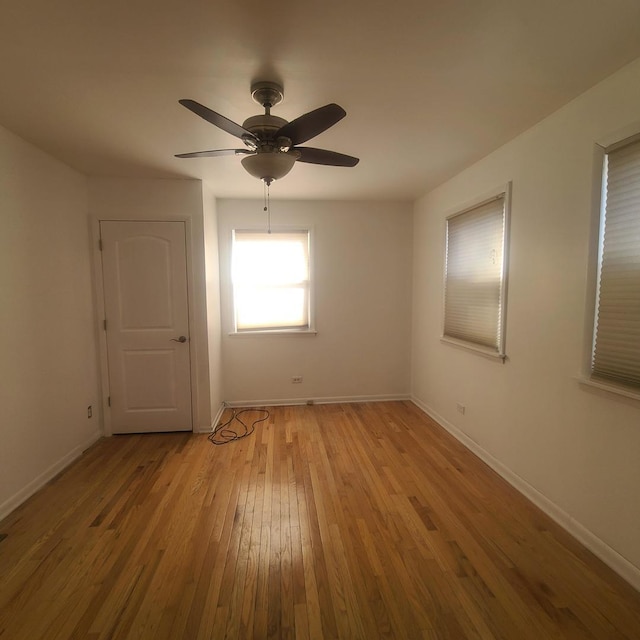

left=2, top=0, right=640, bottom=201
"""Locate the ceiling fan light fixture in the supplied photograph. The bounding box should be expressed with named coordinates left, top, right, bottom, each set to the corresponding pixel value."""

left=176, top=83, right=359, bottom=181
left=241, top=152, right=296, bottom=183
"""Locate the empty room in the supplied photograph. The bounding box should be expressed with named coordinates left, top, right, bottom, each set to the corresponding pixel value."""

left=1, top=1, right=640, bottom=638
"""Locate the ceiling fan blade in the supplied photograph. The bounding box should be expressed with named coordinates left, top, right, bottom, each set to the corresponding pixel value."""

left=276, top=104, right=347, bottom=145
left=295, top=147, right=359, bottom=167
left=179, top=99, right=257, bottom=142
left=175, top=149, right=254, bottom=159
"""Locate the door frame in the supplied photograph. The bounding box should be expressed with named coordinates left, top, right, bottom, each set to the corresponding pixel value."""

left=92, top=218, right=198, bottom=436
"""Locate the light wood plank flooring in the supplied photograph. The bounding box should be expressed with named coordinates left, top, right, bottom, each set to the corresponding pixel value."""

left=1, top=402, right=639, bottom=639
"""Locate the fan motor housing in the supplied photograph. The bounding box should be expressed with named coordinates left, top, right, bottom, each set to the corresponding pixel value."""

left=242, top=114, right=289, bottom=146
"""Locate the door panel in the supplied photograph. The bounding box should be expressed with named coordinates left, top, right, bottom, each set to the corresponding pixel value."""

left=122, top=349, right=177, bottom=409
left=116, top=235, right=175, bottom=329
left=101, top=221, right=192, bottom=433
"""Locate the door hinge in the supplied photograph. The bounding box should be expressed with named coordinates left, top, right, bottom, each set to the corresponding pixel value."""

left=103, top=318, right=107, bottom=331
left=108, top=396, right=111, bottom=407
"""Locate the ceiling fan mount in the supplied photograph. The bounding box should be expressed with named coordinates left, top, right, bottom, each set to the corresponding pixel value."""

left=175, top=80, right=359, bottom=185
left=250, top=81, right=284, bottom=109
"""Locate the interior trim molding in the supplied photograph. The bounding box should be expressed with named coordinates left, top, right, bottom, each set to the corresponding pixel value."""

left=0, top=428, right=102, bottom=523
left=194, top=402, right=227, bottom=433
left=410, top=396, right=640, bottom=593
left=225, top=393, right=411, bottom=408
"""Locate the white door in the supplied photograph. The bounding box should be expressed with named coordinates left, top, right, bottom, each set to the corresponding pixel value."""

left=100, top=221, right=193, bottom=433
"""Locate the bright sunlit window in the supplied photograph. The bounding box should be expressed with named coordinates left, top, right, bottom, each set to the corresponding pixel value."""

left=232, top=230, right=311, bottom=332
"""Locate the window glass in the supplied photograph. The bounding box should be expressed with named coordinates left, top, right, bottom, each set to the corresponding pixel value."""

left=443, top=192, right=509, bottom=357
left=592, top=138, right=640, bottom=388
left=232, top=230, right=311, bottom=332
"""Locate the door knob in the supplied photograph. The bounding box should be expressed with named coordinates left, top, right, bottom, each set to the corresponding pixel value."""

left=171, top=335, right=188, bottom=343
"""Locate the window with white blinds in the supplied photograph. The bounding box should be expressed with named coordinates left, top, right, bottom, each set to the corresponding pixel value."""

left=443, top=192, right=508, bottom=357
left=592, top=137, right=640, bottom=388
left=232, top=230, right=311, bottom=332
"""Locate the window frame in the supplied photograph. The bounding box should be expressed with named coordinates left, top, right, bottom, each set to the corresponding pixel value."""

left=229, top=227, right=316, bottom=336
left=581, top=134, right=640, bottom=400
left=441, top=182, right=511, bottom=360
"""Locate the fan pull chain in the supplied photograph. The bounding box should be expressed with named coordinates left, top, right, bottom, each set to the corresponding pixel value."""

left=263, top=180, right=272, bottom=233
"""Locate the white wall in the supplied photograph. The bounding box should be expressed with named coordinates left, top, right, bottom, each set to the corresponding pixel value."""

left=412, top=57, right=640, bottom=585
left=218, top=199, right=413, bottom=404
left=0, top=125, right=100, bottom=519
left=88, top=177, right=213, bottom=430
left=202, top=183, right=224, bottom=425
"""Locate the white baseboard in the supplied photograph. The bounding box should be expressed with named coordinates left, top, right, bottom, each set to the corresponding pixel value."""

left=194, top=402, right=228, bottom=433
left=211, top=402, right=227, bottom=431
left=225, top=393, right=411, bottom=408
left=410, top=396, right=640, bottom=593
left=0, top=428, right=103, bottom=523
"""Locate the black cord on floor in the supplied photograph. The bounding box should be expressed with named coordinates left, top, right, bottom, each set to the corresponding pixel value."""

left=208, top=408, right=270, bottom=446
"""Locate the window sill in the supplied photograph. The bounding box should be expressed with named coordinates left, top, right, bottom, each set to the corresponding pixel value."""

left=229, top=329, right=318, bottom=337
left=577, top=376, right=640, bottom=403
left=440, top=336, right=506, bottom=362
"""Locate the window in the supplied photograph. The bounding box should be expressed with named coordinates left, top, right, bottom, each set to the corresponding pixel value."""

left=232, top=230, right=311, bottom=332
left=443, top=187, right=510, bottom=358
left=591, top=136, right=640, bottom=390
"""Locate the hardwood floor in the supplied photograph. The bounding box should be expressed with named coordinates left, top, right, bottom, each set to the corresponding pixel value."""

left=1, top=401, right=639, bottom=639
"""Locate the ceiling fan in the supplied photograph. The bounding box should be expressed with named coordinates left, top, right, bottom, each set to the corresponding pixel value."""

left=175, top=81, right=359, bottom=184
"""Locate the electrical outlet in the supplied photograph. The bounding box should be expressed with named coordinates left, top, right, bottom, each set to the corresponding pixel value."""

left=291, top=376, right=303, bottom=384
left=87, top=405, right=93, bottom=418
left=456, top=403, right=466, bottom=415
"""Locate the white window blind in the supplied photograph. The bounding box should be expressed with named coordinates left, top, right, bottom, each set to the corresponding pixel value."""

left=592, top=138, right=640, bottom=388
left=232, top=230, right=310, bottom=331
left=444, top=195, right=507, bottom=355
